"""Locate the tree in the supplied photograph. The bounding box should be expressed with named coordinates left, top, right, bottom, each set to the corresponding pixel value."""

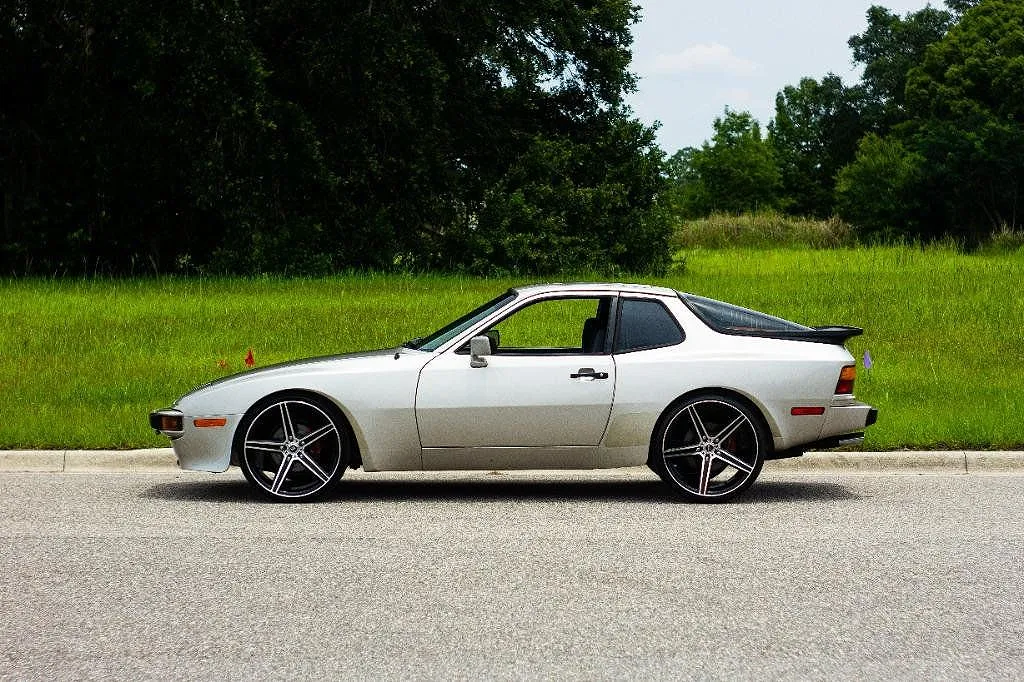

left=662, top=147, right=700, bottom=219
left=0, top=0, right=343, bottom=274
left=834, top=134, right=925, bottom=238
left=848, top=4, right=954, bottom=130
left=671, top=109, right=781, bottom=217
left=945, top=0, right=983, bottom=17
left=900, top=0, right=1024, bottom=240
left=753, top=2, right=958, bottom=225
left=768, top=75, right=867, bottom=217
left=418, top=114, right=670, bottom=274
left=0, top=0, right=669, bottom=275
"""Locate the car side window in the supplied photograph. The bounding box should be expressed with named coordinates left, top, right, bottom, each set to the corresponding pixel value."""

left=484, top=296, right=612, bottom=354
left=615, top=298, right=684, bottom=353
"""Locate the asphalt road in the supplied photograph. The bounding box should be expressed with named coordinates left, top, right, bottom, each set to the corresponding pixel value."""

left=1, top=468, right=1022, bottom=680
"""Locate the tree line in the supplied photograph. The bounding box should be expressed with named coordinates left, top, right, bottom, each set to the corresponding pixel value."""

left=668, top=0, right=1023, bottom=245
left=2, top=1, right=1020, bottom=277
left=1, top=0, right=669, bottom=275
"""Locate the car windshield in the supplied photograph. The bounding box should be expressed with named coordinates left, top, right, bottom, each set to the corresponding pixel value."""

left=407, top=290, right=518, bottom=352
left=680, top=293, right=811, bottom=333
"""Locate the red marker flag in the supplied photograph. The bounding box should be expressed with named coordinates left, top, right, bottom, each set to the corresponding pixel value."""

left=244, top=348, right=255, bottom=368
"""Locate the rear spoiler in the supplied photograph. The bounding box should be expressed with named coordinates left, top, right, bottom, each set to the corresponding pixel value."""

left=720, top=326, right=863, bottom=345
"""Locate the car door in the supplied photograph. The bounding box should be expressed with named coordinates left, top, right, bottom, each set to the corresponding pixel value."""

left=415, top=295, right=616, bottom=448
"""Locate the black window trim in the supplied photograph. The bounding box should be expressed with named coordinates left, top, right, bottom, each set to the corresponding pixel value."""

left=612, top=295, right=686, bottom=355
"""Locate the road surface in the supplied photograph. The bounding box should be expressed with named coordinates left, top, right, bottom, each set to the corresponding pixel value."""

left=1, top=468, right=1022, bottom=679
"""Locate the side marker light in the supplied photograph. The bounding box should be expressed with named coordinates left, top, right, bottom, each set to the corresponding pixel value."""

left=194, top=417, right=228, bottom=428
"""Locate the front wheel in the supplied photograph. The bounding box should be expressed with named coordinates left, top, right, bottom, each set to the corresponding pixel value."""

left=236, top=393, right=349, bottom=501
left=650, top=394, right=767, bottom=503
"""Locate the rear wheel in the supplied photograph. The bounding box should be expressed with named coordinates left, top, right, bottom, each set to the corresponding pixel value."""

left=651, top=394, right=766, bottom=502
left=236, top=393, right=348, bottom=501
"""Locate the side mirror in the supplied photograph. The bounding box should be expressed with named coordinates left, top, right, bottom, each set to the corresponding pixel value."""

left=485, top=329, right=500, bottom=353
left=469, top=335, right=491, bottom=368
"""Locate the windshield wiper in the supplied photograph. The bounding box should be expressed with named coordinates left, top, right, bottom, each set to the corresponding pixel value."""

left=401, top=337, right=424, bottom=350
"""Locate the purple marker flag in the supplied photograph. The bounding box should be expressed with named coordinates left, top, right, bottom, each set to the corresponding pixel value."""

left=863, top=349, right=873, bottom=370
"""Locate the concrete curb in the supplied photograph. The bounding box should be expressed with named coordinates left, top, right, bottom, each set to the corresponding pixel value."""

left=0, top=449, right=178, bottom=473
left=0, top=448, right=1022, bottom=474
left=770, top=450, right=1024, bottom=473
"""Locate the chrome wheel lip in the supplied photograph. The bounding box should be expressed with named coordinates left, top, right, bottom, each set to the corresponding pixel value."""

left=660, top=398, right=761, bottom=499
left=242, top=399, right=343, bottom=499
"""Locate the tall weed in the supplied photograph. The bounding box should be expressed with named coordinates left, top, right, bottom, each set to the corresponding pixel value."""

left=671, top=211, right=856, bottom=250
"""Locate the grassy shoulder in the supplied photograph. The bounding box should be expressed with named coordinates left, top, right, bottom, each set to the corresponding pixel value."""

left=2, top=246, right=1022, bottom=450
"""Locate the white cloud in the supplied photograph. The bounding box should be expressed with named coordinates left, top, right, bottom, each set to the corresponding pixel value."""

left=652, top=43, right=759, bottom=76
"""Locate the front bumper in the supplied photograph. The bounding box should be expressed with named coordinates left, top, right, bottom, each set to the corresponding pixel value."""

left=149, top=408, right=237, bottom=472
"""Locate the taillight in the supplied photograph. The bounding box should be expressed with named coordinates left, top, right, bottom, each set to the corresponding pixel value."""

left=835, top=365, right=856, bottom=394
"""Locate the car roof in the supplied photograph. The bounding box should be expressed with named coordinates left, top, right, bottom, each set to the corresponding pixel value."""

left=512, top=282, right=679, bottom=297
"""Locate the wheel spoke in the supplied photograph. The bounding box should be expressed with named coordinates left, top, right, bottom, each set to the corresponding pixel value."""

left=271, top=456, right=295, bottom=494
left=686, top=405, right=711, bottom=440
left=245, top=439, right=283, bottom=454
left=714, top=447, right=754, bottom=474
left=714, top=414, right=747, bottom=443
left=280, top=403, right=296, bottom=440
left=299, top=423, right=337, bottom=448
left=296, top=452, right=331, bottom=483
left=697, top=455, right=714, bottom=495
left=663, top=443, right=702, bottom=459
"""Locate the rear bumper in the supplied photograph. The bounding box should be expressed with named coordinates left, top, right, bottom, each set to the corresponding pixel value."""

left=768, top=403, right=878, bottom=460
left=821, top=401, right=877, bottom=440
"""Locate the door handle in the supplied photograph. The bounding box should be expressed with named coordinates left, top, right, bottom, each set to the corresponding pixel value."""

left=570, top=368, right=609, bottom=380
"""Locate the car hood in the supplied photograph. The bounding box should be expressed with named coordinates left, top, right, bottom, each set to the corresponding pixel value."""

left=177, top=346, right=412, bottom=402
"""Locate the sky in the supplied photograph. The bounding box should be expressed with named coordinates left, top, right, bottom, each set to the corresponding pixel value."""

left=626, top=0, right=936, bottom=153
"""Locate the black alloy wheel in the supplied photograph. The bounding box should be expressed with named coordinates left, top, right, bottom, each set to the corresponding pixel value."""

left=237, top=393, right=348, bottom=501
left=651, top=394, right=767, bottom=502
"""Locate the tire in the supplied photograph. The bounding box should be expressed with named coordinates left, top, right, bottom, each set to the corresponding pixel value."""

left=235, top=392, right=349, bottom=501
left=651, top=394, right=767, bottom=503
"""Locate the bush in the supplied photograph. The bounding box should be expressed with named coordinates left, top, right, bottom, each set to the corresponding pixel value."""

left=834, top=134, right=925, bottom=240
left=983, top=225, right=1024, bottom=254
left=671, top=211, right=856, bottom=250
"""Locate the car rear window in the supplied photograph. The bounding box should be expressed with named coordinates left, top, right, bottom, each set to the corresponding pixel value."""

left=680, top=293, right=811, bottom=333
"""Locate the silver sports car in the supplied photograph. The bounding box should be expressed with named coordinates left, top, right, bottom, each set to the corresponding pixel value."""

left=150, top=283, right=877, bottom=502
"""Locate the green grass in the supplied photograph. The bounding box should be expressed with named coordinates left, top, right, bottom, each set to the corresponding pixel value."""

left=674, top=247, right=1024, bottom=450
left=2, top=246, right=1022, bottom=450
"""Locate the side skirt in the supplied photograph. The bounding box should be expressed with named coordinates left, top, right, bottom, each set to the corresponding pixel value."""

left=421, top=446, right=600, bottom=471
